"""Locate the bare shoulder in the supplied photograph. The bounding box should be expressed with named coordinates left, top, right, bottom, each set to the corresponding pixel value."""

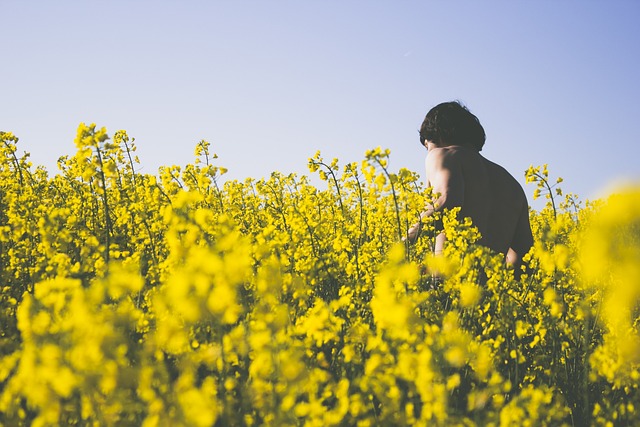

left=426, top=146, right=484, bottom=173
left=429, top=146, right=463, bottom=157
left=425, top=146, right=463, bottom=167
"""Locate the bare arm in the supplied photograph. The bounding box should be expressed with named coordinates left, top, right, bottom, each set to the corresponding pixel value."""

left=425, top=148, right=465, bottom=211
left=406, top=148, right=464, bottom=244
left=506, top=201, right=534, bottom=268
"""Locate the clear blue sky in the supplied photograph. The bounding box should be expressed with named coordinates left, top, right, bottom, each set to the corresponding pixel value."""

left=2, top=1, right=639, bottom=203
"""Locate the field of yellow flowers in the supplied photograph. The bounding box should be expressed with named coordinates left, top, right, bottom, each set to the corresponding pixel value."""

left=0, top=124, right=639, bottom=426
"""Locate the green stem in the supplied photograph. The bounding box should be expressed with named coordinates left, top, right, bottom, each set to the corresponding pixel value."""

left=94, top=145, right=112, bottom=264
left=375, top=159, right=403, bottom=242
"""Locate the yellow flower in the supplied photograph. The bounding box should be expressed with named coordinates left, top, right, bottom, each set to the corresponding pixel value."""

left=459, top=282, right=481, bottom=307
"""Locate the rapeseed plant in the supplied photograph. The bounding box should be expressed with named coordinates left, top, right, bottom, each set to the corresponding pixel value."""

left=0, top=124, right=638, bottom=426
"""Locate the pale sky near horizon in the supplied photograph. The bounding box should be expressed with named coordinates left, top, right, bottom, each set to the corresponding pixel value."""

left=2, top=1, right=639, bottom=205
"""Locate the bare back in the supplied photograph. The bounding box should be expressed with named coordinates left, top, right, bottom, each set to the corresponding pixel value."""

left=425, top=146, right=533, bottom=261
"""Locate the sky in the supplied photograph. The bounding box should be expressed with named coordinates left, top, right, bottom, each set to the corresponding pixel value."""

left=2, top=1, right=640, bottom=205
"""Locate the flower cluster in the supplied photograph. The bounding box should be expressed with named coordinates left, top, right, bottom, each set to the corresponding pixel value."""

left=0, top=125, right=638, bottom=426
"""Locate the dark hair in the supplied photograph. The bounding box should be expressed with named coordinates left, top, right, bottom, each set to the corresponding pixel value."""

left=419, top=101, right=485, bottom=151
